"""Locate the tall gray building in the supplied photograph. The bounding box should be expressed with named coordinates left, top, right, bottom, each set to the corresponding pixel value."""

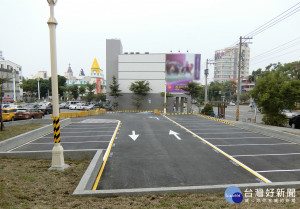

left=106, top=39, right=123, bottom=94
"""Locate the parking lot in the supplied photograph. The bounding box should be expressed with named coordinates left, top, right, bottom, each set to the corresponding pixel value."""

left=94, top=113, right=300, bottom=191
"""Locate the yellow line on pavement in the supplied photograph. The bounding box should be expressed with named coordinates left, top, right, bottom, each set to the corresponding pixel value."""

left=163, top=115, right=271, bottom=183
left=92, top=120, right=121, bottom=190
left=193, top=113, right=235, bottom=126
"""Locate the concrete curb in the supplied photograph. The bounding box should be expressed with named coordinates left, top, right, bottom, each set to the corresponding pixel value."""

left=0, top=149, right=97, bottom=160
left=73, top=150, right=104, bottom=195
left=0, top=118, right=71, bottom=152
left=72, top=181, right=300, bottom=197
left=231, top=121, right=300, bottom=144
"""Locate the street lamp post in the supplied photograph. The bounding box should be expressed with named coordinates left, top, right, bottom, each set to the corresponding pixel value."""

left=204, top=68, right=208, bottom=104
left=47, top=0, right=68, bottom=170
left=37, top=78, right=40, bottom=103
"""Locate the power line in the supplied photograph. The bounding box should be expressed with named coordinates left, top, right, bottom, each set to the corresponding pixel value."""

left=231, top=1, right=300, bottom=46
left=251, top=36, right=300, bottom=60
left=246, top=2, right=300, bottom=37
left=251, top=47, right=300, bottom=65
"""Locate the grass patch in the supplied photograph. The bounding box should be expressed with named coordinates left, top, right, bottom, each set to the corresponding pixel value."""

left=0, top=158, right=299, bottom=208
left=0, top=124, right=44, bottom=141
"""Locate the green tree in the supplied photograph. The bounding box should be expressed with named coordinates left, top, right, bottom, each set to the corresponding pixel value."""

left=68, top=85, right=79, bottom=100
left=223, top=80, right=237, bottom=101
left=129, top=80, right=151, bottom=110
left=240, top=93, right=250, bottom=103
left=250, top=69, right=300, bottom=126
left=79, top=85, right=86, bottom=97
left=201, top=103, right=213, bottom=116
left=109, top=75, right=122, bottom=110
left=181, top=82, right=203, bottom=102
left=84, top=83, right=96, bottom=103
left=49, top=75, right=67, bottom=98
left=209, top=82, right=222, bottom=102
left=94, top=93, right=106, bottom=103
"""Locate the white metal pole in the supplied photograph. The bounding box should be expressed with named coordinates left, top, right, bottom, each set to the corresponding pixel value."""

left=47, top=0, right=68, bottom=170
left=37, top=78, right=40, bottom=103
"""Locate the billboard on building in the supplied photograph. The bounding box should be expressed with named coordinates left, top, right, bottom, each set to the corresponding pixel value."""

left=166, top=54, right=201, bottom=93
left=96, top=78, right=101, bottom=94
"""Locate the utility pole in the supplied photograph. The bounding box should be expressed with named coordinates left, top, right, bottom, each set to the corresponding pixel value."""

left=236, top=36, right=252, bottom=121
left=204, top=59, right=214, bottom=105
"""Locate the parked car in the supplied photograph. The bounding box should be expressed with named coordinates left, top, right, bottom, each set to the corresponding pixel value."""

left=59, top=102, right=66, bottom=109
left=23, top=103, right=39, bottom=109
left=289, top=115, right=300, bottom=129
left=14, top=108, right=43, bottom=120
left=38, top=105, right=53, bottom=115
left=1, top=108, right=17, bottom=121
left=66, top=101, right=80, bottom=109
left=281, top=110, right=297, bottom=119
left=82, top=104, right=95, bottom=111
left=69, top=103, right=84, bottom=110
left=228, top=102, right=235, bottom=106
left=7, top=104, right=23, bottom=109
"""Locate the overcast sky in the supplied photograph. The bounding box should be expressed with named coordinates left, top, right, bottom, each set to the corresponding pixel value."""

left=1, top=0, right=299, bottom=84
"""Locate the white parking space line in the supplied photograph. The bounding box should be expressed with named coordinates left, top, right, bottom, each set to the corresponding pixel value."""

left=232, top=153, right=300, bottom=157
left=30, top=141, right=110, bottom=144
left=187, top=128, right=240, bottom=131
left=215, top=143, right=296, bottom=147
left=43, top=135, right=113, bottom=139
left=257, top=169, right=300, bottom=173
left=62, top=131, right=114, bottom=133
left=194, top=132, right=250, bottom=135
left=205, top=137, right=272, bottom=139
left=5, top=149, right=100, bottom=153
left=62, top=128, right=115, bottom=130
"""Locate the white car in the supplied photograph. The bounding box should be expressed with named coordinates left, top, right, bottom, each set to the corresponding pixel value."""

left=69, top=103, right=84, bottom=110
left=228, top=102, right=235, bottom=106
left=82, top=104, right=95, bottom=110
left=282, top=110, right=297, bottom=119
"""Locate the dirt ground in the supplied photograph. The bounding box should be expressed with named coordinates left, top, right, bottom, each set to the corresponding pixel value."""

left=0, top=158, right=298, bottom=209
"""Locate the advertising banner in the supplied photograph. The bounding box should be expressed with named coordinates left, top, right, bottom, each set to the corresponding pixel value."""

left=96, top=78, right=101, bottom=94
left=166, top=53, right=201, bottom=93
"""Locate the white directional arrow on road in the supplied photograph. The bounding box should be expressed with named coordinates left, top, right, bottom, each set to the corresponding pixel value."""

left=169, top=130, right=181, bottom=140
left=129, top=131, right=139, bottom=141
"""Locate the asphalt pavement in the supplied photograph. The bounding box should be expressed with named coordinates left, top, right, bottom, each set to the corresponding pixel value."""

left=92, top=112, right=300, bottom=190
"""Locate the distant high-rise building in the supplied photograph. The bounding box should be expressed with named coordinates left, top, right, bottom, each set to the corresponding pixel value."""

left=33, top=71, right=48, bottom=79
left=214, top=44, right=250, bottom=82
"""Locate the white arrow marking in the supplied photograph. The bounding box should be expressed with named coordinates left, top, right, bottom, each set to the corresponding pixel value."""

left=169, top=130, right=181, bottom=140
left=148, top=117, right=159, bottom=120
left=129, top=130, right=139, bottom=141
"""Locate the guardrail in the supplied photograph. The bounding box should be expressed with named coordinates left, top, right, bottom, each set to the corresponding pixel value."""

left=58, top=108, right=106, bottom=118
